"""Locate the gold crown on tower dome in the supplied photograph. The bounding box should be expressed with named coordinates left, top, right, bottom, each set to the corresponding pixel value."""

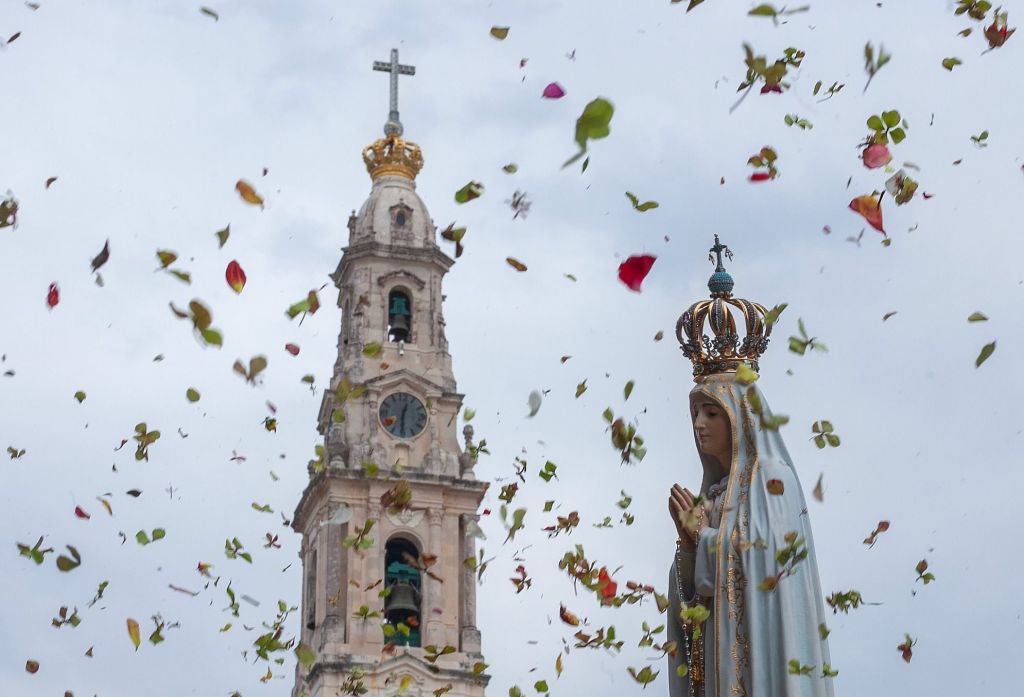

left=676, top=235, right=773, bottom=379
left=362, top=133, right=424, bottom=181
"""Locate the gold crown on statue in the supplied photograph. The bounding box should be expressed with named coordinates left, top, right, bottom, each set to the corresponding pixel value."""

left=676, top=235, right=773, bottom=378
left=362, top=133, right=424, bottom=181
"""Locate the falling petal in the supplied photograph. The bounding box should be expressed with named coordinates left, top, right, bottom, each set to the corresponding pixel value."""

left=235, top=179, right=264, bottom=207
left=46, top=283, right=59, bottom=309
left=848, top=195, right=884, bottom=233
left=542, top=82, right=566, bottom=99
left=862, top=143, right=892, bottom=169
left=617, top=254, right=656, bottom=292
left=225, top=260, right=246, bottom=293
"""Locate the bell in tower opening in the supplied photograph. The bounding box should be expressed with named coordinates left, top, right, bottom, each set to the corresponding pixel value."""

left=387, top=289, right=412, bottom=343
left=383, top=536, right=422, bottom=647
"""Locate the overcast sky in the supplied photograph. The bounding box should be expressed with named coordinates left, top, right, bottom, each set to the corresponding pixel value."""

left=1, top=0, right=1022, bottom=695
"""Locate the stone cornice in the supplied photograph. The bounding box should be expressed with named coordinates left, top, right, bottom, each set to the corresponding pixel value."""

left=292, top=468, right=489, bottom=532
left=333, top=242, right=454, bottom=287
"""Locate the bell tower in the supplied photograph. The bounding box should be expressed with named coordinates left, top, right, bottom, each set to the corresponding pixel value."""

left=291, top=49, right=490, bottom=697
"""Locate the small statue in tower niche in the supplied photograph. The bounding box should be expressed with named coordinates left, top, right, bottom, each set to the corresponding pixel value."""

left=436, top=313, right=448, bottom=349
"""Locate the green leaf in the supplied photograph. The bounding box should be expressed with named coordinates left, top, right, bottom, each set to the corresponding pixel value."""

left=623, top=380, right=635, bottom=400
left=189, top=301, right=212, bottom=331
left=168, top=269, right=192, bottom=284
left=215, top=224, right=230, bottom=248
left=285, top=298, right=311, bottom=318
left=454, top=181, right=485, bottom=204
left=156, top=250, right=178, bottom=268
left=200, top=7, right=219, bottom=20
left=942, top=57, right=962, bottom=71
left=295, top=643, right=316, bottom=667
left=74, top=391, right=86, bottom=403
left=866, top=115, right=884, bottom=132
left=56, top=545, right=81, bottom=572
left=489, top=26, right=509, bottom=40
left=200, top=328, right=222, bottom=347
left=136, top=530, right=151, bottom=545
left=882, top=110, right=901, bottom=127
left=152, top=528, right=166, bottom=541
left=975, top=341, right=996, bottom=367
left=502, top=163, right=518, bottom=174
left=186, top=388, right=201, bottom=402
left=734, top=362, right=759, bottom=385
left=967, top=311, right=988, bottom=322
left=764, top=303, right=787, bottom=327
left=575, top=380, right=587, bottom=398
left=574, top=97, right=614, bottom=149
left=890, top=127, right=906, bottom=144
left=534, top=680, right=549, bottom=693
left=748, top=3, right=779, bottom=16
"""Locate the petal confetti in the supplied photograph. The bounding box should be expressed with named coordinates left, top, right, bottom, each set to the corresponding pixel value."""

left=617, top=254, right=656, bottom=292
left=542, top=82, right=566, bottom=99
left=225, top=260, right=246, bottom=293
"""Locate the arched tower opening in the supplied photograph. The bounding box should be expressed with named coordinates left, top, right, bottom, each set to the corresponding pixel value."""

left=383, top=536, right=422, bottom=647
left=387, top=289, right=412, bottom=343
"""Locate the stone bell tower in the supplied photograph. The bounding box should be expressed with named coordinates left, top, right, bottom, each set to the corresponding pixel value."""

left=291, top=49, right=489, bottom=697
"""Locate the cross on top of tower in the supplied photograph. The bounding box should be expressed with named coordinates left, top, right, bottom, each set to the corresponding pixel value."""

left=372, top=48, right=416, bottom=137
left=708, top=234, right=733, bottom=272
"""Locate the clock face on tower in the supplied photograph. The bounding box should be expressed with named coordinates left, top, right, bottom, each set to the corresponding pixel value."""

left=379, top=392, right=428, bottom=439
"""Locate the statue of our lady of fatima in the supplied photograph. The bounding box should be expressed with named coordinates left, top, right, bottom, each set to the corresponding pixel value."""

left=667, top=236, right=836, bottom=697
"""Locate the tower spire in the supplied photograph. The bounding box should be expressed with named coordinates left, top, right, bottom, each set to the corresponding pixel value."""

left=372, top=48, right=416, bottom=137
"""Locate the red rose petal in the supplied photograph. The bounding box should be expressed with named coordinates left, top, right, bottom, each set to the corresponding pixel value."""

left=617, top=254, right=656, bottom=292
left=285, top=343, right=301, bottom=356
left=46, top=282, right=59, bottom=309
left=748, top=171, right=772, bottom=182
left=74, top=506, right=91, bottom=519
left=225, top=260, right=246, bottom=294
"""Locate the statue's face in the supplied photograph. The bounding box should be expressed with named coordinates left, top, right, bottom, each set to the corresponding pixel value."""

left=691, top=396, right=732, bottom=468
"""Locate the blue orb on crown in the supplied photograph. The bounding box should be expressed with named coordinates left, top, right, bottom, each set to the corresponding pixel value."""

left=708, top=270, right=735, bottom=296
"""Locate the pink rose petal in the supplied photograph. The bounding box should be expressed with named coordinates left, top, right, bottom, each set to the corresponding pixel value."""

left=542, top=82, right=566, bottom=99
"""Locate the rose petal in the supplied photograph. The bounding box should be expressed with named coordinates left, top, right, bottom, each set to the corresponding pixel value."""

left=617, top=254, right=656, bottom=292
left=46, top=282, right=59, bottom=309
left=542, top=82, right=566, bottom=99
left=748, top=171, right=772, bottom=182
left=225, top=260, right=246, bottom=293
left=862, top=143, right=892, bottom=169
left=848, top=195, right=885, bottom=233
left=284, top=343, right=300, bottom=356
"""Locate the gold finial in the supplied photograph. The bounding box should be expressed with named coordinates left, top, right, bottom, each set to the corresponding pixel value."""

left=362, top=134, right=424, bottom=181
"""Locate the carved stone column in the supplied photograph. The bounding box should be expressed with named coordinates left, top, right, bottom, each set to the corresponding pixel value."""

left=364, top=499, right=384, bottom=651
left=425, top=508, right=445, bottom=645
left=321, top=502, right=347, bottom=648
left=459, top=513, right=482, bottom=654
